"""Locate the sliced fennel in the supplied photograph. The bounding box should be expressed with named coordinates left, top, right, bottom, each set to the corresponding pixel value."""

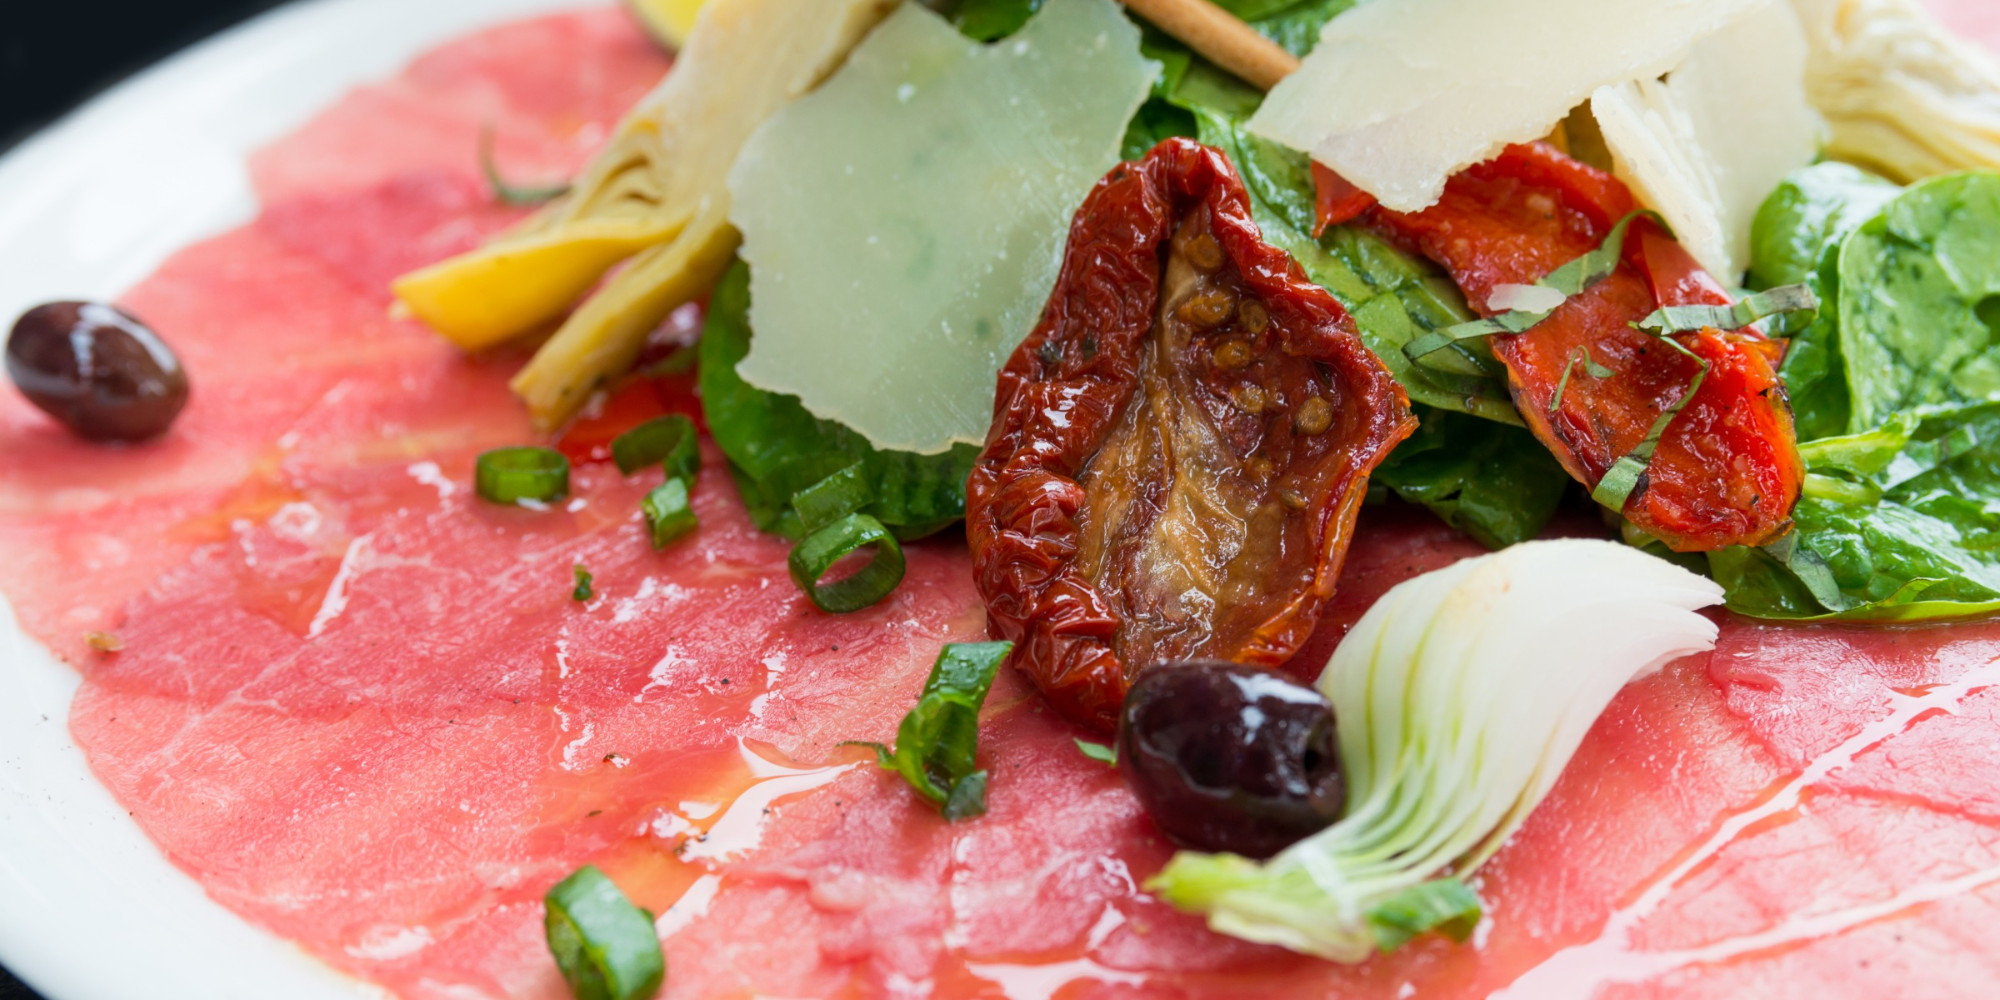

left=392, top=0, right=898, bottom=429
left=1150, top=539, right=1724, bottom=962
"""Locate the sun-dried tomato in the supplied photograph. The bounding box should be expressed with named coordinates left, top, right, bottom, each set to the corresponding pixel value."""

left=967, top=139, right=1416, bottom=733
left=1335, top=143, right=1801, bottom=552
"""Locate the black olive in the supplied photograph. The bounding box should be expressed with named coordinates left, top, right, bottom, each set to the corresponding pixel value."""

left=1118, top=661, right=1344, bottom=858
left=6, top=301, right=189, bottom=442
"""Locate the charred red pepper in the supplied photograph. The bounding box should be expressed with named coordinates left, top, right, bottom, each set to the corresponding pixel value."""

left=1328, top=143, right=1801, bottom=551
left=968, top=139, right=1416, bottom=733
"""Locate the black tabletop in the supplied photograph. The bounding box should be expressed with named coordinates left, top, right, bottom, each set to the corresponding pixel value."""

left=2, top=5, right=291, bottom=996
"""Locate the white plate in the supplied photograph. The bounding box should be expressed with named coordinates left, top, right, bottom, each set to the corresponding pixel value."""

left=0, top=2, right=594, bottom=997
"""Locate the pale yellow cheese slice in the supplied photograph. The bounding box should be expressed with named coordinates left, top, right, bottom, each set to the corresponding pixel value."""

left=726, top=0, right=1156, bottom=454
left=1592, top=1, right=1823, bottom=281
left=1248, top=0, right=1767, bottom=212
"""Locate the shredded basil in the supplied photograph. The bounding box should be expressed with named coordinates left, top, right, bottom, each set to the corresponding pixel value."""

left=1591, top=335, right=1710, bottom=512
left=1404, top=211, right=1655, bottom=362
left=1074, top=738, right=1118, bottom=766
left=1364, top=878, right=1482, bottom=952
left=852, top=642, right=1013, bottom=821
left=479, top=126, right=570, bottom=207
left=1635, top=284, right=1819, bottom=336
left=572, top=565, right=594, bottom=602
left=1548, top=347, right=1614, bottom=414
left=543, top=865, right=665, bottom=1000
left=476, top=447, right=570, bottom=505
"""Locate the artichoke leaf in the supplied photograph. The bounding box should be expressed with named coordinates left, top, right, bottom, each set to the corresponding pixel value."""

left=393, top=0, right=901, bottom=429
left=1792, top=0, right=2000, bottom=183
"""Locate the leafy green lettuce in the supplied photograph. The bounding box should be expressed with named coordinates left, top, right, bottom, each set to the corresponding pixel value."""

left=1718, top=168, right=2000, bottom=621
left=699, top=260, right=978, bottom=541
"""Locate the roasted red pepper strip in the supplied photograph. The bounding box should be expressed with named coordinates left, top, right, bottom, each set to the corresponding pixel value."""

left=968, top=139, right=1415, bottom=732
left=1341, top=143, right=1801, bottom=551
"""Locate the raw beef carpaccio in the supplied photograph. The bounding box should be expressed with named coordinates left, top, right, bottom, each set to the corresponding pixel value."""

left=5, top=4, right=2000, bottom=999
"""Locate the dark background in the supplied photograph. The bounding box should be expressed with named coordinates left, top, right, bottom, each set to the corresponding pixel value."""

left=3, top=2, right=289, bottom=995
left=1, top=0, right=286, bottom=152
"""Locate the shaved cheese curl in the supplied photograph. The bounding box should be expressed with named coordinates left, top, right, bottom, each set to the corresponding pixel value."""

left=1150, top=540, right=1724, bottom=962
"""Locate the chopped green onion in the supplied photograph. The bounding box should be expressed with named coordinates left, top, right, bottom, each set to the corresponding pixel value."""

left=788, top=513, right=905, bottom=613
left=1405, top=211, right=1657, bottom=361
left=611, top=415, right=700, bottom=479
left=1635, top=283, right=1819, bottom=335
left=850, top=641, right=1012, bottom=821
left=1074, top=738, right=1117, bottom=766
left=642, top=478, right=699, bottom=550
left=572, top=565, right=595, bottom=601
left=1364, top=878, right=1483, bottom=952
left=479, top=125, right=570, bottom=207
left=543, top=865, right=665, bottom=1000
left=477, top=447, right=571, bottom=505
left=1590, top=336, right=1710, bottom=511
left=1548, top=346, right=1614, bottom=414
left=791, top=463, right=874, bottom=533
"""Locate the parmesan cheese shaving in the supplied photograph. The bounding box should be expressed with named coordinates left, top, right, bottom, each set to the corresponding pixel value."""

left=1792, top=0, right=2000, bottom=184
left=1592, top=1, right=1822, bottom=281
left=1247, top=0, right=1768, bottom=213
left=727, top=0, right=1155, bottom=454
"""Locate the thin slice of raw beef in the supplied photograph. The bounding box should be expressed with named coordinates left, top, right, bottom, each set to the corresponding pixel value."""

left=4, top=5, right=2000, bottom=1000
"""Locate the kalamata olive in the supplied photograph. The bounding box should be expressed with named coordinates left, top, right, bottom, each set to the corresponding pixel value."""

left=1118, top=661, right=1343, bottom=859
left=6, top=301, right=189, bottom=442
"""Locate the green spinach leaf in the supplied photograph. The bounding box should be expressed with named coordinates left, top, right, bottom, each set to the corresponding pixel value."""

left=1374, top=407, right=1568, bottom=549
left=1837, top=173, right=2000, bottom=432
left=699, top=260, right=977, bottom=542
left=1721, top=170, right=2000, bottom=621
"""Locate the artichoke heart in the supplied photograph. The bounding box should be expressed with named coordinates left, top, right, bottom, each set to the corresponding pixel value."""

left=391, top=0, right=900, bottom=430
left=1793, top=0, right=2000, bottom=184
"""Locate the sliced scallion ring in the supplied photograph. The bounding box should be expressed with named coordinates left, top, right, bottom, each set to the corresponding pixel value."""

left=788, top=512, right=905, bottom=613
left=791, top=462, right=873, bottom=533
left=611, top=415, right=700, bottom=479
left=543, top=865, right=665, bottom=1000
left=477, top=447, right=570, bottom=505
left=642, top=478, right=699, bottom=550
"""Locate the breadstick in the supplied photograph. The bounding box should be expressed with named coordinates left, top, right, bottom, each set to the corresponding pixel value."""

left=1119, top=0, right=1301, bottom=91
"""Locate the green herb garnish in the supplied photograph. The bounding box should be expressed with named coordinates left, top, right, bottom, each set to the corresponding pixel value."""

left=1364, top=878, right=1483, bottom=952
left=476, top=447, right=570, bottom=505
left=572, top=565, right=594, bottom=602
left=788, top=513, right=906, bottom=614
left=852, top=641, right=1012, bottom=821
left=479, top=125, right=570, bottom=207
left=1404, top=210, right=1656, bottom=362
left=699, top=261, right=970, bottom=611
left=642, top=479, right=698, bottom=550
left=543, top=865, right=664, bottom=1000
left=611, top=415, right=699, bottom=479
left=1074, top=738, right=1117, bottom=766
left=1591, top=334, right=1710, bottom=512
left=1548, top=346, right=1614, bottom=414
left=1635, top=284, right=1819, bottom=336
